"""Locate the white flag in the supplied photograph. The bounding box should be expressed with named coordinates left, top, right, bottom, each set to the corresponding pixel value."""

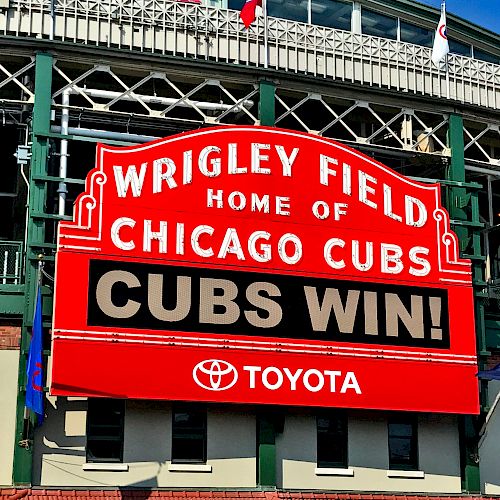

left=432, top=3, right=449, bottom=66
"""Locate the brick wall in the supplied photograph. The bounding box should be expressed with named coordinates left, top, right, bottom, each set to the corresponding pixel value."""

left=0, top=325, right=20, bottom=349
left=0, top=491, right=498, bottom=500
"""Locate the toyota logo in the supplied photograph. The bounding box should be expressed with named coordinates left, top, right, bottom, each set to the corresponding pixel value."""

left=193, top=359, right=238, bottom=391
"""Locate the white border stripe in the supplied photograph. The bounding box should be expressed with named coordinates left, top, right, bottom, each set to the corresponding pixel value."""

left=53, top=334, right=477, bottom=365
left=53, top=329, right=476, bottom=364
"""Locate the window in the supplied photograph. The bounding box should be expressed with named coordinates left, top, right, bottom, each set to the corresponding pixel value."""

left=317, top=413, right=348, bottom=468
left=86, top=399, right=125, bottom=463
left=312, top=0, right=352, bottom=30
left=400, top=21, right=433, bottom=47
left=361, top=8, right=397, bottom=40
left=267, top=0, right=308, bottom=23
left=388, top=415, right=418, bottom=470
left=172, top=406, right=207, bottom=464
left=449, top=38, right=471, bottom=57
left=474, top=48, right=499, bottom=64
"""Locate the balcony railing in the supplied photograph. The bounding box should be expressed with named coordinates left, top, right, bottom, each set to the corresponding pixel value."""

left=0, top=1, right=499, bottom=109
left=0, top=241, right=23, bottom=284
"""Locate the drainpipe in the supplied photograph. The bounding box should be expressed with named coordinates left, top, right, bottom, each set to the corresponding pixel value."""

left=67, top=86, right=253, bottom=112
left=58, top=89, right=69, bottom=216
left=51, top=125, right=159, bottom=144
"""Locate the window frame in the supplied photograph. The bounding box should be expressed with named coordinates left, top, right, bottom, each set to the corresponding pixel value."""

left=388, top=414, right=418, bottom=471
left=171, top=405, right=208, bottom=464
left=316, top=411, right=348, bottom=469
left=86, top=398, right=125, bottom=463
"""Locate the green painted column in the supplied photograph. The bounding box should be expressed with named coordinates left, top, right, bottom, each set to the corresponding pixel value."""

left=12, top=51, right=53, bottom=486
left=257, top=80, right=277, bottom=488
left=447, top=113, right=481, bottom=493
left=257, top=414, right=276, bottom=487
left=259, top=81, right=276, bottom=127
left=447, top=114, right=467, bottom=242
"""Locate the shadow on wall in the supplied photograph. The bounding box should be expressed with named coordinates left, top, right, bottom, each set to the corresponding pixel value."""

left=32, top=398, right=255, bottom=487
left=32, top=397, right=164, bottom=487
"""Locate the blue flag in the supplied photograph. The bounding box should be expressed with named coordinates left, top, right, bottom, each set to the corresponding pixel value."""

left=477, top=363, right=500, bottom=381
left=26, top=287, right=44, bottom=424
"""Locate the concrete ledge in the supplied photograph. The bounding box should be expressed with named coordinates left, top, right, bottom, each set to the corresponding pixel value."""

left=386, top=470, right=425, bottom=478
left=167, top=463, right=212, bottom=472
left=315, top=467, right=354, bottom=476
left=82, top=463, right=129, bottom=471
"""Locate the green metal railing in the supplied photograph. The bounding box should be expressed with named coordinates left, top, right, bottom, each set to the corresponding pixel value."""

left=0, top=241, right=23, bottom=284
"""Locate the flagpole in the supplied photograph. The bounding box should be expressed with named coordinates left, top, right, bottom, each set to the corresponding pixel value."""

left=20, top=257, right=44, bottom=444
left=442, top=1, right=450, bottom=99
left=263, top=0, right=268, bottom=69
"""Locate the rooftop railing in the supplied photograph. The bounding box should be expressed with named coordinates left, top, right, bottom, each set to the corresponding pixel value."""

left=0, top=0, right=499, bottom=109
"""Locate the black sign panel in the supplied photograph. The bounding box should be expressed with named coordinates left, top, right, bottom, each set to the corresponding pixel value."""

left=87, top=259, right=450, bottom=348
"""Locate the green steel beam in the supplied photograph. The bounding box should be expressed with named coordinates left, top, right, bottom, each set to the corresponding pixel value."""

left=447, top=113, right=482, bottom=493
left=13, top=51, right=53, bottom=487
left=257, top=413, right=276, bottom=487
left=447, top=114, right=467, bottom=238
left=259, top=81, right=276, bottom=127
left=459, top=415, right=481, bottom=493
left=0, top=285, right=25, bottom=315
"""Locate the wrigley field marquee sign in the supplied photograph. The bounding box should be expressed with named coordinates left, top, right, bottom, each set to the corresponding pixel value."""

left=51, top=126, right=479, bottom=413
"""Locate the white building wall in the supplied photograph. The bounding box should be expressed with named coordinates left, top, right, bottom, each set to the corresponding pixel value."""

left=34, top=398, right=256, bottom=488
left=276, top=410, right=461, bottom=493
left=32, top=398, right=464, bottom=492
left=479, top=380, right=500, bottom=494
left=0, top=350, right=19, bottom=486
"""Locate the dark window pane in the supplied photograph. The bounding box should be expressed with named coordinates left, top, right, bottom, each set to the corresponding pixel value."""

left=362, top=8, right=397, bottom=40
left=389, top=423, right=413, bottom=437
left=312, top=0, right=352, bottom=30
left=87, top=440, right=123, bottom=462
left=174, top=411, right=206, bottom=429
left=317, top=413, right=348, bottom=468
left=172, top=437, right=206, bottom=463
left=228, top=0, right=245, bottom=11
left=400, top=21, right=433, bottom=47
left=86, top=399, right=124, bottom=463
left=388, top=416, right=417, bottom=470
left=172, top=406, right=207, bottom=464
left=474, top=48, right=499, bottom=64
left=449, top=38, right=471, bottom=56
left=267, top=0, right=307, bottom=22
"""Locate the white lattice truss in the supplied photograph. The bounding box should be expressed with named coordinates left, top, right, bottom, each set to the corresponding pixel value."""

left=464, top=119, right=500, bottom=167
left=0, top=56, right=35, bottom=105
left=1, top=0, right=499, bottom=109
left=51, top=60, right=259, bottom=125
left=275, top=90, right=449, bottom=156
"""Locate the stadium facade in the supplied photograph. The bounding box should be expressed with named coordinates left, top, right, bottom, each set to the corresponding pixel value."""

left=0, top=0, right=500, bottom=497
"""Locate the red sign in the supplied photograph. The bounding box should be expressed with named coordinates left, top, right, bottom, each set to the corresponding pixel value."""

left=51, top=126, right=479, bottom=414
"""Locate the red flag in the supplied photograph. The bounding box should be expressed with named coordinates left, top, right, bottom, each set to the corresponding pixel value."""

left=240, top=0, right=262, bottom=28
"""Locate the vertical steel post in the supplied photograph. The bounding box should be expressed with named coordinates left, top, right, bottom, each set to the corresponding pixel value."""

left=12, top=51, right=53, bottom=486
left=257, top=414, right=276, bottom=487
left=259, top=80, right=275, bottom=127
left=256, top=79, right=277, bottom=488
left=447, top=113, right=481, bottom=493
left=447, top=114, right=467, bottom=237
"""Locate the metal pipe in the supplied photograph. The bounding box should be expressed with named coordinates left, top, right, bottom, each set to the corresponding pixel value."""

left=2, top=250, right=7, bottom=284
left=20, top=126, right=30, bottom=276
left=465, top=164, right=500, bottom=177
left=49, top=0, right=55, bottom=40
left=67, top=87, right=253, bottom=112
left=486, top=175, right=495, bottom=282
left=14, top=251, right=20, bottom=285
left=58, top=89, right=69, bottom=216
left=51, top=125, right=159, bottom=144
